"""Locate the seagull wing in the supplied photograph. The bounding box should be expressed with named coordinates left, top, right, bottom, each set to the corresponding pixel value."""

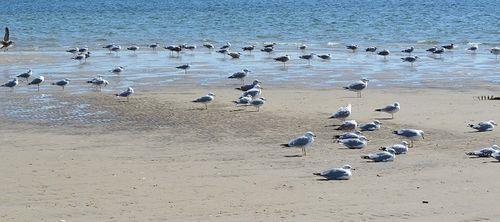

left=4, top=27, right=9, bottom=42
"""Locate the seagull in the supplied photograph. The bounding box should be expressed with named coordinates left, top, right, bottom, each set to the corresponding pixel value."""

left=1, top=78, right=18, bottom=90
left=346, top=44, right=358, bottom=52
left=401, top=46, right=414, bottom=54
left=426, top=46, right=437, bottom=53
left=316, top=54, right=331, bottom=60
left=334, top=131, right=367, bottom=141
left=228, top=52, right=241, bottom=59
left=491, top=150, right=500, bottom=161
left=361, top=149, right=396, bottom=162
left=192, top=92, right=215, bottom=110
left=260, top=47, right=274, bottom=54
left=338, top=138, right=367, bottom=149
left=359, top=120, right=381, bottom=131
left=86, top=76, right=109, bottom=91
left=469, top=120, right=496, bottom=132
left=28, top=76, right=45, bottom=91
left=78, top=47, right=89, bottom=53
left=66, top=47, right=79, bottom=54
left=228, top=69, right=251, bottom=84
left=176, top=64, right=190, bottom=74
left=335, top=120, right=358, bottom=131
left=263, top=42, right=276, bottom=48
left=110, top=45, right=121, bottom=54
left=393, top=129, right=425, bottom=147
left=299, top=53, right=315, bottom=65
left=17, top=69, right=32, bottom=82
left=401, top=56, right=418, bottom=65
left=329, top=104, right=351, bottom=122
left=217, top=49, right=228, bottom=57
left=242, top=45, right=255, bottom=53
left=442, top=43, right=455, bottom=50
left=344, top=78, right=369, bottom=98
left=220, top=42, right=231, bottom=50
left=149, top=43, right=160, bottom=50
left=103, top=43, right=115, bottom=52
left=466, top=145, right=499, bottom=157
left=241, top=85, right=262, bottom=99
left=233, top=95, right=253, bottom=106
left=72, top=52, right=90, bottom=64
left=377, top=49, right=390, bottom=59
left=127, top=45, right=139, bottom=54
left=182, top=44, right=196, bottom=51
left=247, top=97, right=266, bottom=111
left=366, top=46, right=377, bottom=52
left=111, top=66, right=124, bottom=74
left=375, top=102, right=400, bottom=118
left=467, top=45, right=478, bottom=53
left=165, top=45, right=182, bottom=56
left=51, top=78, right=70, bottom=90
left=380, top=141, right=409, bottom=155
left=274, top=55, right=290, bottom=68
left=432, top=48, right=445, bottom=57
left=203, top=43, right=214, bottom=51
left=1, top=27, right=13, bottom=51
left=313, top=165, right=353, bottom=180
left=236, top=79, right=261, bottom=91
left=490, top=47, right=500, bottom=59
left=281, top=131, right=315, bottom=156
left=115, top=87, right=134, bottom=101
left=298, top=44, right=307, bottom=51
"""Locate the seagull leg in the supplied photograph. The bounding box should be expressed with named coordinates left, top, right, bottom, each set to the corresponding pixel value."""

left=205, top=104, right=208, bottom=110
left=410, top=140, right=414, bottom=148
left=391, top=113, right=394, bottom=119
left=37, top=84, right=40, bottom=92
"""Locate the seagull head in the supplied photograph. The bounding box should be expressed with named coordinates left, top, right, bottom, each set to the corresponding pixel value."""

left=394, top=102, right=400, bottom=107
left=207, top=92, right=215, bottom=97
left=492, top=145, right=499, bottom=150
left=361, top=78, right=369, bottom=82
left=341, top=165, right=354, bottom=170
left=419, top=130, right=425, bottom=139
left=305, top=131, right=316, bottom=138
left=401, top=141, right=409, bottom=146
left=373, top=120, right=381, bottom=125
left=259, top=97, right=266, bottom=101
left=489, top=120, right=497, bottom=125
left=243, top=69, right=251, bottom=73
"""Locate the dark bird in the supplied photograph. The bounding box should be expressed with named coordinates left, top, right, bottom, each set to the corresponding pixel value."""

left=1, top=78, right=18, bottom=89
left=346, top=44, right=358, bottom=52
left=365, top=46, right=377, bottom=52
left=401, top=56, right=419, bottom=65
left=260, top=47, right=274, bottom=54
left=467, top=45, right=478, bottom=52
left=263, top=42, right=276, bottom=48
left=127, top=45, right=139, bottom=53
left=203, top=43, right=214, bottom=51
left=220, top=42, right=231, bottom=50
left=17, top=69, right=32, bottom=82
left=28, top=76, right=45, bottom=91
left=274, top=55, right=290, bottom=68
left=149, top=43, right=160, bottom=50
left=228, top=69, right=251, bottom=84
left=1, top=27, right=13, bottom=51
left=115, top=87, right=134, bottom=101
left=401, top=46, right=414, bottom=54
left=51, top=78, right=70, bottom=90
left=242, top=45, right=255, bottom=53
left=442, top=43, right=454, bottom=50
left=377, top=49, right=390, bottom=59
left=299, top=53, right=315, bottom=65
left=236, top=79, right=261, bottom=91
left=176, top=64, right=190, bottom=74
left=426, top=46, right=437, bottom=53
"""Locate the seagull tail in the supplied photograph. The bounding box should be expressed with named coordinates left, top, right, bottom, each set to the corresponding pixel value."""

left=465, top=152, right=475, bottom=156
left=228, top=76, right=235, bottom=79
left=361, top=155, right=371, bottom=159
left=313, top=173, right=322, bottom=176
left=375, top=108, right=382, bottom=112
left=280, top=144, right=290, bottom=147
left=379, top=147, right=387, bottom=151
left=343, top=86, right=349, bottom=90
left=392, top=130, right=399, bottom=135
left=235, top=87, right=243, bottom=91
left=468, top=124, right=475, bottom=128
left=86, top=80, right=93, bottom=84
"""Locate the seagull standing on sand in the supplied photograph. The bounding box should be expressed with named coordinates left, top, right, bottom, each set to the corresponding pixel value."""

left=377, top=49, right=390, bottom=59
left=401, top=56, right=418, bottom=65
left=17, top=69, right=32, bottom=82
left=329, top=104, right=351, bottom=122
left=346, top=44, right=358, bottom=52
left=281, top=131, right=315, bottom=156
left=299, top=53, right=315, bottom=65
left=115, top=87, right=134, bottom=101
left=236, top=79, right=261, bottom=91
left=127, top=45, right=139, bottom=54
left=469, top=120, right=496, bottom=132
left=28, top=76, right=45, bottom=91
left=228, top=69, right=251, bottom=84
left=1, top=78, right=18, bottom=90
left=361, top=149, right=396, bottom=162
left=313, top=165, right=353, bottom=180
left=375, top=102, right=400, bottom=119
left=241, top=85, right=262, bottom=99
left=393, top=129, right=424, bottom=147
left=1, top=27, right=13, bottom=51
left=359, top=120, right=381, bottom=131
left=274, top=55, right=290, bottom=68
left=338, top=138, right=367, bottom=149
left=466, top=145, right=499, bottom=157
left=192, top=92, right=215, bottom=110
left=401, top=46, right=414, bottom=54
left=344, top=78, right=369, bottom=98
left=335, top=120, right=358, bottom=131
left=51, top=78, right=70, bottom=90
left=247, top=97, right=266, bottom=111
left=176, top=64, right=190, bottom=74
left=380, top=141, right=409, bottom=155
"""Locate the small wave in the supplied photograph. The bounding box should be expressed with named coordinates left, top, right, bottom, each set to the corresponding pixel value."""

left=417, top=39, right=439, bottom=44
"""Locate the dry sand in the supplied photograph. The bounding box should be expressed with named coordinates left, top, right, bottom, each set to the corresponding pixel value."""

left=1, top=86, right=500, bottom=221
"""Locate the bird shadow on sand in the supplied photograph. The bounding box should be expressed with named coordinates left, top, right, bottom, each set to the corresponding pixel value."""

left=187, top=108, right=208, bottom=111
left=466, top=131, right=490, bottom=134
left=375, top=117, right=394, bottom=120
left=284, top=154, right=303, bottom=158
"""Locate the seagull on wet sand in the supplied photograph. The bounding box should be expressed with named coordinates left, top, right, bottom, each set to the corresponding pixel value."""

left=317, top=54, right=331, bottom=60
left=313, top=165, right=353, bottom=180
left=242, top=45, right=255, bottom=53
left=299, top=53, right=315, bottom=65
left=467, top=45, right=478, bottom=53
left=393, top=129, right=424, bottom=147
left=86, top=76, right=109, bottom=91
left=401, top=46, right=414, bottom=54
left=176, top=64, right=191, bottom=74
left=192, top=92, right=215, bottom=110
left=281, top=131, right=315, bottom=156
left=377, top=49, right=390, bottom=59
left=203, top=43, right=214, bottom=51
left=299, top=44, right=307, bottom=51
left=17, top=69, right=32, bottom=82
left=220, top=42, right=231, bottom=50
left=149, top=43, right=160, bottom=50
left=264, top=42, right=276, bottom=48
left=442, top=43, right=455, bottom=50
left=260, top=47, right=274, bottom=54
left=274, top=55, right=290, bottom=68
left=127, top=45, right=139, bottom=54
left=1, top=78, right=18, bottom=90
left=490, top=47, right=500, bottom=59
left=375, top=102, right=400, bottom=118
left=426, top=46, right=437, bottom=53
left=1, top=27, right=13, bottom=51
left=228, top=69, right=251, bottom=84
left=401, top=56, right=418, bottom=65
left=344, top=78, right=369, bottom=98
left=51, top=78, right=70, bottom=90
left=469, top=120, right=496, bottom=132
left=228, top=52, right=241, bottom=59
left=28, top=76, right=45, bottom=91
left=115, top=87, right=134, bottom=101
left=366, top=46, right=377, bottom=53
left=329, top=104, right=351, bottom=122
left=111, top=66, right=124, bottom=74
left=66, top=47, right=79, bottom=54
left=346, top=44, right=358, bottom=52
left=72, top=52, right=90, bottom=64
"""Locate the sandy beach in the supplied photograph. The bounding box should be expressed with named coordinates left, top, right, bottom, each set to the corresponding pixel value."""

left=1, top=86, right=499, bottom=221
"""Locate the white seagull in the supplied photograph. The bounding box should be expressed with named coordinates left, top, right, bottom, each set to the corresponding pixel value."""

left=344, top=78, right=369, bottom=98
left=469, top=120, right=496, bottom=132
left=329, top=104, right=351, bottom=122
left=380, top=141, right=409, bottom=155
left=51, top=78, right=70, bottom=90
left=115, top=87, right=134, bottom=101
left=313, top=165, right=353, bottom=180
left=375, top=102, right=400, bottom=119
left=192, top=92, right=215, bottom=110
left=281, top=131, right=316, bottom=156
left=393, top=129, right=425, bottom=147
left=361, top=149, right=396, bottom=162
left=466, top=145, right=499, bottom=157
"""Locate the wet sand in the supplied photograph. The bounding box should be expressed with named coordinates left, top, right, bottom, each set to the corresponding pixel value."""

left=1, top=86, right=500, bottom=221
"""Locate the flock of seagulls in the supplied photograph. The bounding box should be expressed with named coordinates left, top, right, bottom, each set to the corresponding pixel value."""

left=1, top=26, right=499, bottom=181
